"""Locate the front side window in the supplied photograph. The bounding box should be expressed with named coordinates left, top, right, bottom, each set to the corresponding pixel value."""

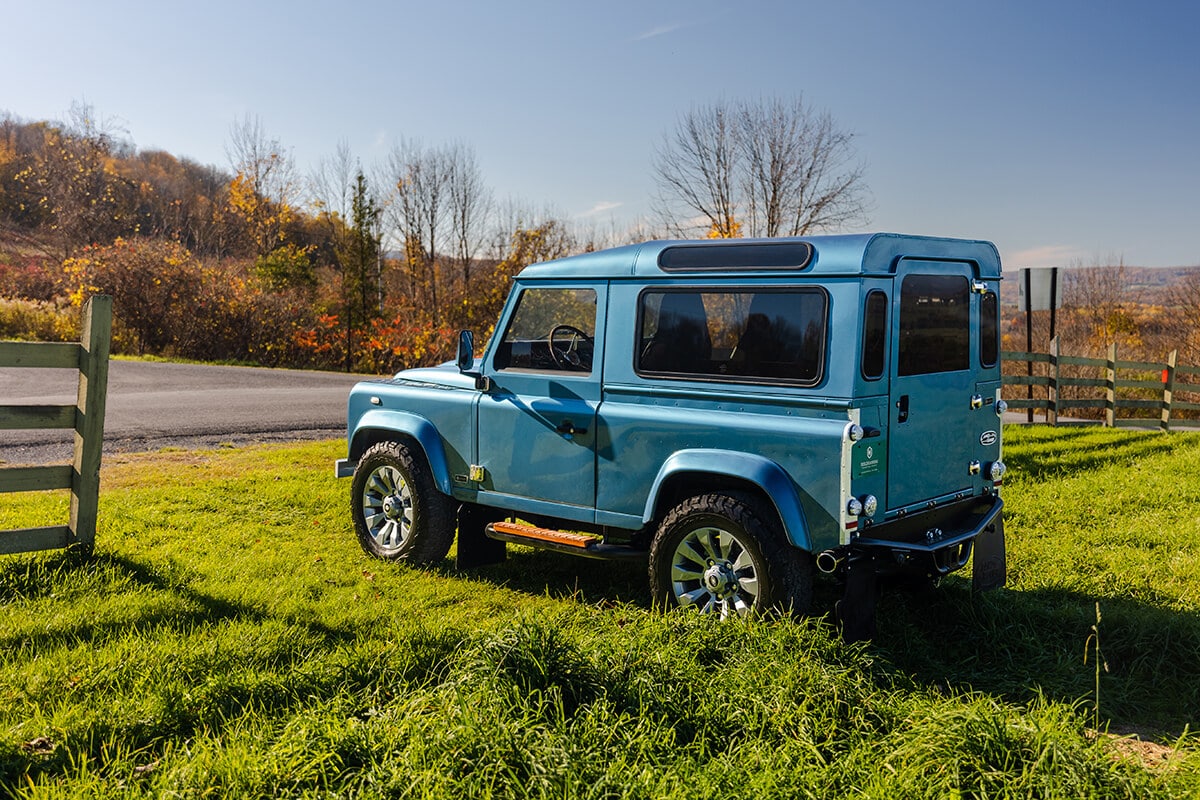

left=494, top=287, right=597, bottom=373
left=898, top=274, right=970, bottom=376
left=638, top=289, right=826, bottom=385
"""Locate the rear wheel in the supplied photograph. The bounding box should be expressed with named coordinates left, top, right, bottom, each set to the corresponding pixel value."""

left=649, top=493, right=813, bottom=618
left=351, top=441, right=456, bottom=563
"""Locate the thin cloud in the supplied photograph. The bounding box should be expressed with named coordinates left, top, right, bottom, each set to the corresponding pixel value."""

left=631, top=22, right=689, bottom=42
left=577, top=201, right=623, bottom=218
left=1007, top=244, right=1083, bottom=268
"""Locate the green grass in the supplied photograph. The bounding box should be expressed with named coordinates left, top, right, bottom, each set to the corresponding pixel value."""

left=2, top=430, right=1200, bottom=797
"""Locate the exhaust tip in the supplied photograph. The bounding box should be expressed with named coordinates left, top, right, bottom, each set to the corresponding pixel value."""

left=816, top=550, right=843, bottom=574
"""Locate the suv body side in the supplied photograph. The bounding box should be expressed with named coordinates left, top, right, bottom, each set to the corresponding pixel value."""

left=339, top=232, right=1005, bottom=615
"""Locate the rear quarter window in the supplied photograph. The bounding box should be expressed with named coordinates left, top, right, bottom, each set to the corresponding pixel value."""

left=637, top=288, right=827, bottom=385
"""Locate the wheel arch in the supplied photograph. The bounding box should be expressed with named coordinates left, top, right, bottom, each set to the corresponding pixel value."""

left=642, top=450, right=813, bottom=552
left=349, top=410, right=454, bottom=496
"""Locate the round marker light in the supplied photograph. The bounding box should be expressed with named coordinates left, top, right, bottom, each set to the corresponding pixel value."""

left=861, top=495, right=878, bottom=518
left=988, top=461, right=1007, bottom=481
left=847, top=424, right=864, bottom=442
left=995, top=399, right=1009, bottom=416
left=846, top=498, right=863, bottom=517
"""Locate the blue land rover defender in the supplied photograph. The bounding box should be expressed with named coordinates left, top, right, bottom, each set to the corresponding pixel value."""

left=336, top=233, right=1007, bottom=632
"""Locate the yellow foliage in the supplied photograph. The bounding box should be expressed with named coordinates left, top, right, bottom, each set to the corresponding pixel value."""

left=705, top=217, right=742, bottom=239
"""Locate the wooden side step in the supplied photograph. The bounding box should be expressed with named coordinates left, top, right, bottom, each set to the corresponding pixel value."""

left=484, top=521, right=646, bottom=561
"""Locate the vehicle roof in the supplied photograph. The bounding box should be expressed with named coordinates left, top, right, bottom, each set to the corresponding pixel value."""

left=516, top=232, right=1002, bottom=280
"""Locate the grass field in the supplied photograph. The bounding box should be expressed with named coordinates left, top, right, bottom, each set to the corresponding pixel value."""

left=2, top=427, right=1200, bottom=797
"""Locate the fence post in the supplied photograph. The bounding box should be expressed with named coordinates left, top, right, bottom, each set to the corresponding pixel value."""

left=68, top=295, right=112, bottom=551
left=1105, top=342, right=1117, bottom=428
left=1048, top=337, right=1060, bottom=426
left=1161, top=349, right=1177, bottom=433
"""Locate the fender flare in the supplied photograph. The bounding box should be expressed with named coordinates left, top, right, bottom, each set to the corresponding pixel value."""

left=351, top=409, right=454, bottom=496
left=642, top=449, right=813, bottom=551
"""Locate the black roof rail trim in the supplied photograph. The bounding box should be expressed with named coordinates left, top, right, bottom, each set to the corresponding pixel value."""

left=658, top=241, right=814, bottom=271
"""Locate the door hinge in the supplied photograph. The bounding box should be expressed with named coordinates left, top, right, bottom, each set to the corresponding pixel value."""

left=469, top=465, right=487, bottom=482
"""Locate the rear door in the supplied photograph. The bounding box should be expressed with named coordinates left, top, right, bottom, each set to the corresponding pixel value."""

left=887, top=261, right=978, bottom=510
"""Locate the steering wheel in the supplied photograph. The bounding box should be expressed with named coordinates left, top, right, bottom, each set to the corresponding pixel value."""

left=549, top=324, right=593, bottom=371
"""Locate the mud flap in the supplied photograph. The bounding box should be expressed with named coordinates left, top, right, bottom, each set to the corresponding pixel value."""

left=971, top=515, right=1006, bottom=592
left=837, top=556, right=879, bottom=643
left=455, top=504, right=507, bottom=569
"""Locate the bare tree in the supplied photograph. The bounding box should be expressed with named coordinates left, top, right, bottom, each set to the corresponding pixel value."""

left=444, top=143, right=492, bottom=292
left=382, top=140, right=455, bottom=319
left=311, top=141, right=385, bottom=311
left=652, top=100, right=740, bottom=238
left=309, top=139, right=357, bottom=223
left=1064, top=256, right=1139, bottom=350
left=741, top=97, right=868, bottom=236
left=653, top=97, right=869, bottom=238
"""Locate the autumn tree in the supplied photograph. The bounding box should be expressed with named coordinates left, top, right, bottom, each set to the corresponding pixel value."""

left=13, top=103, right=135, bottom=258
left=62, top=238, right=206, bottom=355
left=653, top=97, right=869, bottom=238
left=226, top=115, right=301, bottom=261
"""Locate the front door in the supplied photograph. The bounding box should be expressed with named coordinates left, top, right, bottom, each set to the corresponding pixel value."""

left=887, top=261, right=978, bottom=510
left=476, top=283, right=604, bottom=513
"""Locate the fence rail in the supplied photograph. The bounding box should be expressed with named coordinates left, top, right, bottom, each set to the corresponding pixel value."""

left=1002, top=338, right=1200, bottom=430
left=1, top=296, right=112, bottom=555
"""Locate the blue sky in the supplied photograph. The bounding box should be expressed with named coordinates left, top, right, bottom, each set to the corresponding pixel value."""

left=3, top=0, right=1197, bottom=267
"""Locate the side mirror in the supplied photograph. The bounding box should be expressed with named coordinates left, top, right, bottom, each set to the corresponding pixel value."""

left=456, top=329, right=475, bottom=372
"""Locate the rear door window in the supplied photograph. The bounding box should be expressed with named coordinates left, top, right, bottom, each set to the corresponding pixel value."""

left=897, top=274, right=969, bottom=376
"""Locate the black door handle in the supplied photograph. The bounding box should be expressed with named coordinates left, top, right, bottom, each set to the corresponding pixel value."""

left=896, top=395, right=909, bottom=424
left=556, top=420, right=587, bottom=436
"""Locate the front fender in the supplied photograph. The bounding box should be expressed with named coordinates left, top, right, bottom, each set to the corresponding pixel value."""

left=351, top=409, right=454, bottom=496
left=643, top=449, right=812, bottom=551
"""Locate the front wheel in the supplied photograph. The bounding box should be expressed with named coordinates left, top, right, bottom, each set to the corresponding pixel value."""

left=649, top=493, right=813, bottom=618
left=351, top=441, right=456, bottom=563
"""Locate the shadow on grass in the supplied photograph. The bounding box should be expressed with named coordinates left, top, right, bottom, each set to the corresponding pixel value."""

left=872, top=578, right=1200, bottom=738
left=0, top=548, right=359, bottom=654
left=449, top=547, right=1200, bottom=738
left=435, top=546, right=653, bottom=608
left=1004, top=427, right=1184, bottom=482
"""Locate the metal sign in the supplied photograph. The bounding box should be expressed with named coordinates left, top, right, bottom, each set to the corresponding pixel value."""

left=1015, top=268, right=1063, bottom=312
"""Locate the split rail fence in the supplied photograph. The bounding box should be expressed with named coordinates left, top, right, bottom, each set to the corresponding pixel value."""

left=1, top=295, right=112, bottom=555
left=1002, top=338, right=1200, bottom=430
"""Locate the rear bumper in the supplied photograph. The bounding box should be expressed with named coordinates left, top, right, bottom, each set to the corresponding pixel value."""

left=834, top=495, right=1003, bottom=577
left=334, top=458, right=355, bottom=479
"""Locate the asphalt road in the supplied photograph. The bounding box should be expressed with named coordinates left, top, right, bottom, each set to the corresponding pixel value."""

left=1, top=360, right=375, bottom=465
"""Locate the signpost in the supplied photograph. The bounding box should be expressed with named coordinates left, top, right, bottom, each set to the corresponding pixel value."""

left=1015, top=268, right=1063, bottom=422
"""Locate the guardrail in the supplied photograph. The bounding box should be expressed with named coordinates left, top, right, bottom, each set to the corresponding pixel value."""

left=1002, top=339, right=1200, bottom=430
left=1, top=295, right=112, bottom=555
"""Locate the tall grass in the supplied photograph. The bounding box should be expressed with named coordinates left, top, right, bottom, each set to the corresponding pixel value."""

left=1, top=433, right=1199, bottom=797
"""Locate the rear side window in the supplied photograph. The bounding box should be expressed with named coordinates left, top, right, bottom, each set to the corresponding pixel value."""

left=638, top=289, right=826, bottom=385
left=898, top=275, right=969, bottom=376
left=980, top=290, right=999, bottom=367
left=861, top=290, right=888, bottom=380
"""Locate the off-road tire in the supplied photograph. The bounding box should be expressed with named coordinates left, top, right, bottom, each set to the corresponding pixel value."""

left=649, top=492, right=813, bottom=617
left=351, top=440, right=457, bottom=563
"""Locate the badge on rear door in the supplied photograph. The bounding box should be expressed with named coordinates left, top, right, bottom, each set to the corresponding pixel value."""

left=980, top=430, right=998, bottom=446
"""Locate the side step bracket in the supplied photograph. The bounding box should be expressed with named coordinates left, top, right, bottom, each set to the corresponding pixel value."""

left=485, top=521, right=645, bottom=561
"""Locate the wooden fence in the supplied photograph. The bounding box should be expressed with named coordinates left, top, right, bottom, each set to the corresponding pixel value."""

left=1002, top=338, right=1200, bottom=430
left=1, top=295, right=112, bottom=555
